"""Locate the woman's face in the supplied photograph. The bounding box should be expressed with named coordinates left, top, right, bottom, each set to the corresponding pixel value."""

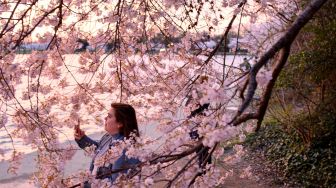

left=104, top=107, right=122, bottom=135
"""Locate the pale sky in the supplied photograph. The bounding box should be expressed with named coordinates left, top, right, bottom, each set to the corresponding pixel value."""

left=1, top=0, right=257, bottom=42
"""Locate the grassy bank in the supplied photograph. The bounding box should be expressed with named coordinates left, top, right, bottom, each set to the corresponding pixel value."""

left=245, top=120, right=336, bottom=187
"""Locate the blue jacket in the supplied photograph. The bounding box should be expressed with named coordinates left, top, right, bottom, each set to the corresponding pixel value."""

left=75, top=133, right=140, bottom=183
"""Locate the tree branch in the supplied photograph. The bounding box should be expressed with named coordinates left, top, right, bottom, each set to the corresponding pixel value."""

left=255, top=46, right=290, bottom=131
left=232, top=0, right=329, bottom=124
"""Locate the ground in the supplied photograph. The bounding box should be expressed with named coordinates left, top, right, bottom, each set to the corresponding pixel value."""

left=219, top=148, right=290, bottom=188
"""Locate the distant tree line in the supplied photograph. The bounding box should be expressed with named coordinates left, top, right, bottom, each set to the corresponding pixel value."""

left=14, top=32, right=248, bottom=55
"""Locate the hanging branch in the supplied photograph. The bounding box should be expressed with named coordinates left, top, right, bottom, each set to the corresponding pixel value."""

left=255, top=46, right=290, bottom=131
left=230, top=0, right=329, bottom=126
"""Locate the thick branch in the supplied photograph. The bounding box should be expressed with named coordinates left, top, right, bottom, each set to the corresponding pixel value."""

left=233, top=0, right=329, bottom=121
left=255, top=46, right=290, bottom=131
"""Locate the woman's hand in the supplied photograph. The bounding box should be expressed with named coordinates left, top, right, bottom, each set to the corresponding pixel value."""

left=74, top=119, right=85, bottom=140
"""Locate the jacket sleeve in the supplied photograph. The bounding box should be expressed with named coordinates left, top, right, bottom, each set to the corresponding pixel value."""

left=75, top=135, right=99, bottom=149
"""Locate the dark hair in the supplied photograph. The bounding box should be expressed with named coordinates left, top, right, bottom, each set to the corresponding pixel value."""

left=111, top=103, right=139, bottom=138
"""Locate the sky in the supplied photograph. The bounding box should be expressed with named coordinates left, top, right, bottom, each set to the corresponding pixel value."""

left=0, top=0, right=255, bottom=42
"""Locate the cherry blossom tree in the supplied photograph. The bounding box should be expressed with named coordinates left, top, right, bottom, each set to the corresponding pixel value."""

left=0, top=0, right=329, bottom=187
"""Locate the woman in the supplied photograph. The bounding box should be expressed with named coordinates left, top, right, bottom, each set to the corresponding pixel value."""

left=74, top=103, right=140, bottom=186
